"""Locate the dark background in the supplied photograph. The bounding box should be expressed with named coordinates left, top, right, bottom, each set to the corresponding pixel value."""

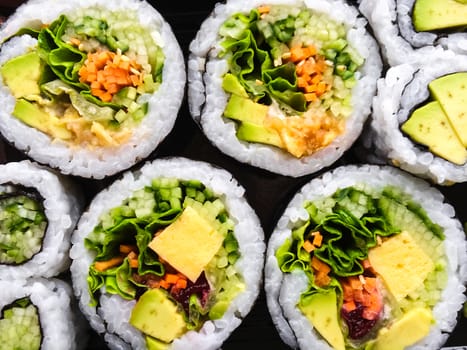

left=0, top=1, right=466, bottom=349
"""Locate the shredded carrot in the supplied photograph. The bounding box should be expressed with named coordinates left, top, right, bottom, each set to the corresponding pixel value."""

left=119, top=244, right=138, bottom=254
left=164, top=273, right=180, bottom=285
left=175, top=278, right=187, bottom=289
left=127, top=251, right=139, bottom=269
left=285, top=44, right=331, bottom=102
left=158, top=279, right=170, bottom=290
left=340, top=275, right=383, bottom=320
left=342, top=300, right=357, bottom=313
left=79, top=50, right=143, bottom=102
left=257, top=5, right=271, bottom=14
left=311, top=231, right=323, bottom=247
left=94, top=256, right=125, bottom=272
left=302, top=240, right=315, bottom=253
left=311, top=256, right=331, bottom=274
left=311, top=256, right=331, bottom=287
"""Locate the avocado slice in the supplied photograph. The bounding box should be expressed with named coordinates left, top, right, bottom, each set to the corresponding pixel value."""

left=371, top=308, right=433, bottom=350
left=298, top=289, right=345, bottom=350
left=0, top=51, right=43, bottom=99
left=236, top=121, right=284, bottom=149
left=13, top=99, right=72, bottom=140
left=224, top=94, right=269, bottom=124
left=222, top=73, right=248, bottom=98
left=401, top=101, right=467, bottom=165
left=413, top=0, right=467, bottom=32
left=224, top=94, right=287, bottom=149
left=428, top=72, right=467, bottom=147
left=129, top=288, right=186, bottom=344
left=146, top=336, right=169, bottom=350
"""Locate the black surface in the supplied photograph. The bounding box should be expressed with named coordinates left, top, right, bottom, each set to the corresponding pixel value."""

left=0, top=1, right=466, bottom=349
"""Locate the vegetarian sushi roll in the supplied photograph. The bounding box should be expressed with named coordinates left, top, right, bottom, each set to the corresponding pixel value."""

left=0, top=278, right=88, bottom=350
left=188, top=0, right=382, bottom=177
left=358, top=0, right=467, bottom=66
left=362, top=51, right=467, bottom=185
left=70, top=157, right=265, bottom=350
left=0, top=160, right=81, bottom=280
left=0, top=0, right=185, bottom=179
left=265, top=164, right=467, bottom=350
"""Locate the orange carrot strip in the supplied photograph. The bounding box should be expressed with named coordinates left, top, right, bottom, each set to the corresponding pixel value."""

left=119, top=244, right=138, bottom=254
left=257, top=5, right=270, bottom=14
left=175, top=278, right=187, bottom=289
left=311, top=232, right=323, bottom=247
left=304, top=93, right=318, bottom=102
left=302, top=240, right=315, bottom=253
left=164, top=273, right=180, bottom=285
left=94, top=256, right=124, bottom=272
left=127, top=251, right=139, bottom=268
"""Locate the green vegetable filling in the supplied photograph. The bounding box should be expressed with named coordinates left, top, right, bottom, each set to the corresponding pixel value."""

left=0, top=185, right=47, bottom=265
left=1, top=6, right=164, bottom=147
left=217, top=5, right=363, bottom=158
left=85, top=178, right=244, bottom=344
left=218, top=6, right=361, bottom=114
left=0, top=298, right=41, bottom=350
left=276, top=185, right=447, bottom=349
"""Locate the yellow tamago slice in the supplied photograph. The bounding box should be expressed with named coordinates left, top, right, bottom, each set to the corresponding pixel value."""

left=148, top=205, right=224, bottom=282
left=368, top=231, right=434, bottom=302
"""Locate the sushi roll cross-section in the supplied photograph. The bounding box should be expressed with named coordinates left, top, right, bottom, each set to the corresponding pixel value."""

left=188, top=0, right=382, bottom=177
left=70, top=158, right=265, bottom=350
left=363, top=51, right=467, bottom=184
left=359, top=0, right=467, bottom=65
left=0, top=0, right=185, bottom=178
left=0, top=160, right=82, bottom=280
left=265, top=164, right=467, bottom=350
left=0, top=278, right=88, bottom=350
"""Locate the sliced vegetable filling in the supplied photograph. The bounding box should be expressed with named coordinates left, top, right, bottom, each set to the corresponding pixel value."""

left=0, top=6, right=164, bottom=148
left=218, top=5, right=363, bottom=157
left=276, top=186, right=447, bottom=350
left=0, top=298, right=42, bottom=350
left=0, top=184, right=47, bottom=265
left=85, top=178, right=244, bottom=348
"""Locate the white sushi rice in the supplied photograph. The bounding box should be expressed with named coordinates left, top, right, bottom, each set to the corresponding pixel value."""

left=0, top=277, right=88, bottom=350
left=70, top=157, right=265, bottom=350
left=358, top=0, right=467, bottom=66
left=0, top=0, right=185, bottom=179
left=362, top=50, right=467, bottom=185
left=188, top=0, right=382, bottom=177
left=0, top=160, right=82, bottom=280
left=265, top=164, right=467, bottom=349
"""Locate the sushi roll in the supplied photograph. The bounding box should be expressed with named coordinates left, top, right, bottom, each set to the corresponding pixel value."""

left=0, top=277, right=88, bottom=350
left=358, top=0, right=467, bottom=66
left=0, top=0, right=185, bottom=179
left=265, top=164, right=467, bottom=350
left=70, top=157, right=265, bottom=350
left=188, top=0, right=382, bottom=177
left=0, top=160, right=82, bottom=280
left=362, top=50, right=467, bottom=185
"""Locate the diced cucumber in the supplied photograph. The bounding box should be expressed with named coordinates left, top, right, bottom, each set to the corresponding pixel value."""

left=378, top=195, right=444, bottom=260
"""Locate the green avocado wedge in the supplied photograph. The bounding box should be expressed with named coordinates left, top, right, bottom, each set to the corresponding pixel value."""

left=401, top=101, right=467, bottom=165
left=428, top=72, right=467, bottom=147
left=413, top=0, right=467, bottom=32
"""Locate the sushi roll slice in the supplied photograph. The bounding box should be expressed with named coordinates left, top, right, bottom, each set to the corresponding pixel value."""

left=0, top=160, right=82, bottom=280
left=362, top=50, right=467, bottom=185
left=0, top=277, right=88, bottom=350
left=70, top=157, right=265, bottom=350
left=188, top=0, right=382, bottom=177
left=0, top=0, right=185, bottom=179
left=358, top=0, right=467, bottom=66
left=265, top=164, right=467, bottom=350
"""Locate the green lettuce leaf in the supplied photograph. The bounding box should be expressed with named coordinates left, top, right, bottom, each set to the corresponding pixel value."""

left=219, top=9, right=306, bottom=111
